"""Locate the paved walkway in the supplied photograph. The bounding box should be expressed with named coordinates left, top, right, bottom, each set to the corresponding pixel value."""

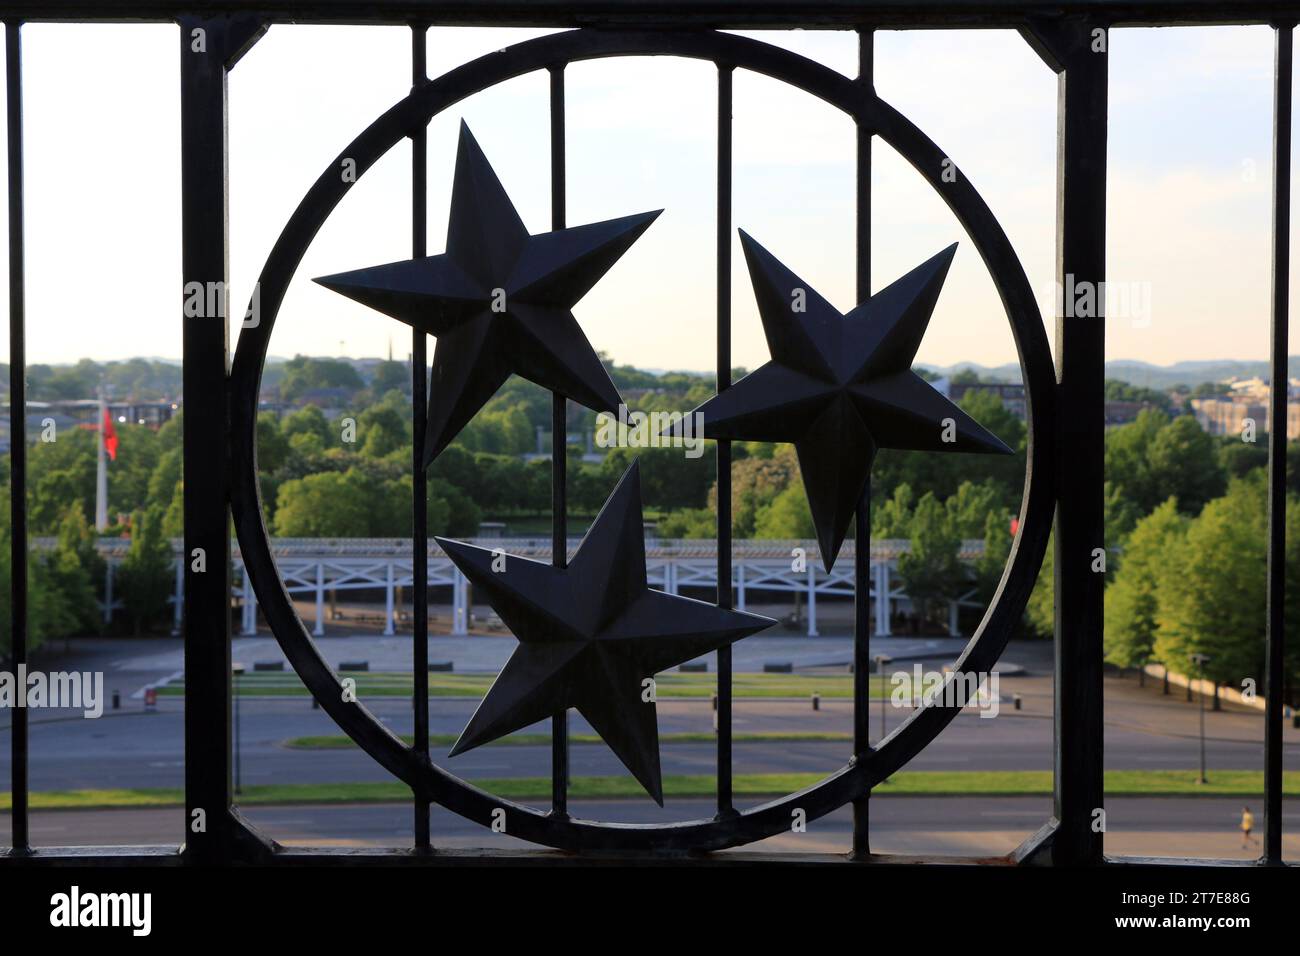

left=8, top=797, right=1298, bottom=861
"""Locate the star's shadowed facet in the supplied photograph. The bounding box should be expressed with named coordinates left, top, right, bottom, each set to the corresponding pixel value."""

left=681, top=232, right=1012, bottom=572
left=315, top=121, right=661, bottom=466
left=435, top=462, right=774, bottom=804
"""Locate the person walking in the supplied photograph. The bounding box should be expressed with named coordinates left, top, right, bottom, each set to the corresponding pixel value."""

left=1240, top=806, right=1260, bottom=850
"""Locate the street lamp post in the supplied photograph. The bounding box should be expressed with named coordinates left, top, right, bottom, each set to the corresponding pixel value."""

left=233, top=662, right=246, bottom=795
left=1190, top=653, right=1211, bottom=784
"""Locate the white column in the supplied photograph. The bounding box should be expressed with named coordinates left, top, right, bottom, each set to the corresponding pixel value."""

left=737, top=563, right=746, bottom=611
left=384, top=562, right=396, bottom=636
left=242, top=567, right=257, bottom=635
left=806, top=564, right=818, bottom=637
left=104, top=561, right=114, bottom=625
left=171, top=556, right=183, bottom=635
left=314, top=562, right=325, bottom=637
left=453, top=570, right=469, bottom=635
left=875, top=561, right=890, bottom=636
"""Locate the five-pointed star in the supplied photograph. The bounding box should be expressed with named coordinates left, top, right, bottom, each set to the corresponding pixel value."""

left=435, top=462, right=774, bottom=804
left=682, top=231, right=1012, bottom=572
left=315, top=120, right=661, bottom=466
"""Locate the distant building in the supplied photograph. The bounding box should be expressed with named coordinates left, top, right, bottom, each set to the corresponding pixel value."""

left=934, top=379, right=1026, bottom=420
left=1192, top=397, right=1300, bottom=440
left=1104, top=400, right=1162, bottom=426
left=295, top=386, right=354, bottom=411
left=0, top=398, right=177, bottom=451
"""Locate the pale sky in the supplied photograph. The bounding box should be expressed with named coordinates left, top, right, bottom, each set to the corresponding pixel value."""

left=0, top=22, right=1290, bottom=374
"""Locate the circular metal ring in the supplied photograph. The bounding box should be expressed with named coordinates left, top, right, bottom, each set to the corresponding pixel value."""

left=230, top=27, right=1055, bottom=854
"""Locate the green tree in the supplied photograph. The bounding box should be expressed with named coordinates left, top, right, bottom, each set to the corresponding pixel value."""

left=429, top=478, right=482, bottom=538
left=897, top=492, right=964, bottom=626
left=973, top=509, right=1012, bottom=605
left=370, top=360, right=410, bottom=396
left=273, top=471, right=374, bottom=537
left=37, top=504, right=103, bottom=639
left=147, top=446, right=182, bottom=503
left=599, top=446, right=715, bottom=514
left=724, top=447, right=799, bottom=537
left=1025, top=532, right=1054, bottom=638
left=1146, top=414, right=1226, bottom=514
left=872, top=483, right=914, bottom=538
left=1219, top=439, right=1267, bottom=480
left=752, top=484, right=814, bottom=538
left=162, top=480, right=185, bottom=539
left=359, top=401, right=409, bottom=459
left=0, top=501, right=38, bottom=657
left=116, top=507, right=175, bottom=636
left=872, top=390, right=1025, bottom=516
left=1103, top=499, right=1186, bottom=668
left=31, top=468, right=89, bottom=533
left=1105, top=410, right=1225, bottom=517
left=257, top=412, right=291, bottom=473
left=1154, top=476, right=1267, bottom=685
left=656, top=508, right=716, bottom=538
left=279, top=355, right=365, bottom=402
left=945, top=479, right=1001, bottom=538
left=282, top=405, right=333, bottom=446
left=107, top=424, right=162, bottom=518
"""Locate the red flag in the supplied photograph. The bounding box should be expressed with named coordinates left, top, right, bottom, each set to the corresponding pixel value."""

left=1009, top=516, right=1019, bottom=537
left=102, top=409, right=118, bottom=461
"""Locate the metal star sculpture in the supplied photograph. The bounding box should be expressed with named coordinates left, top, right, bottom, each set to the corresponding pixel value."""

left=435, top=462, right=774, bottom=804
left=315, top=121, right=661, bottom=465
left=682, top=232, right=1012, bottom=572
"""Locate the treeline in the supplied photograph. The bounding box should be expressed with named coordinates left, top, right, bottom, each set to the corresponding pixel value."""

left=3, top=358, right=183, bottom=402
left=1024, top=408, right=1300, bottom=696
left=0, top=497, right=176, bottom=657
left=259, top=391, right=716, bottom=536
left=0, top=367, right=723, bottom=653
left=7, top=352, right=1299, bottom=698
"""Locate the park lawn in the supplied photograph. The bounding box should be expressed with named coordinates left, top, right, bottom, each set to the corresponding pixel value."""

left=5, top=771, right=1299, bottom=811
left=284, top=731, right=857, bottom=749
left=158, top=672, right=891, bottom=699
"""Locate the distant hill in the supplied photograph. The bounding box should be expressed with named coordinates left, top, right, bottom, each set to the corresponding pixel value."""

left=918, top=358, right=1300, bottom=390
left=9, top=355, right=1300, bottom=398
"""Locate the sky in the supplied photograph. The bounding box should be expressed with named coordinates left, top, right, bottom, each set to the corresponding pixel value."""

left=0, top=22, right=1290, bottom=375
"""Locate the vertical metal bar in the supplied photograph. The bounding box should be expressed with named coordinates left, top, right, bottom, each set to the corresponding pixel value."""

left=180, top=18, right=235, bottom=863
left=5, top=19, right=27, bottom=854
left=716, top=64, right=735, bottom=817
left=180, top=14, right=267, bottom=864
left=549, top=65, right=569, bottom=818
left=410, top=23, right=431, bottom=852
left=1050, top=21, right=1107, bottom=867
left=1264, top=22, right=1292, bottom=867
left=851, top=28, right=872, bottom=860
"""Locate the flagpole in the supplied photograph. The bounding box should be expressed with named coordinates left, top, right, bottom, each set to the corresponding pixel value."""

left=95, top=382, right=108, bottom=530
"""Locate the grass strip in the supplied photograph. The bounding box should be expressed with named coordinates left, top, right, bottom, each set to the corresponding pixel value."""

left=159, top=672, right=898, bottom=699
left=5, top=770, right=1297, bottom=810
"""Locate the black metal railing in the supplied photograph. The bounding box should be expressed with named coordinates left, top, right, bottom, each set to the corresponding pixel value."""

left=2, top=0, right=1296, bottom=867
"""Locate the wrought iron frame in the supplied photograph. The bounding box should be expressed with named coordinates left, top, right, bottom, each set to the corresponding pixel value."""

left=1, top=0, right=1295, bottom=867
